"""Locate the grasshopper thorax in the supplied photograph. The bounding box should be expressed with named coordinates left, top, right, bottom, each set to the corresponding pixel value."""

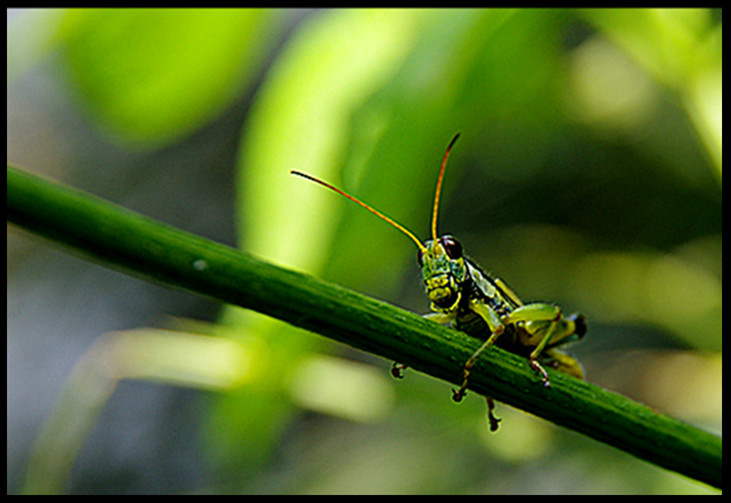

left=419, top=235, right=468, bottom=312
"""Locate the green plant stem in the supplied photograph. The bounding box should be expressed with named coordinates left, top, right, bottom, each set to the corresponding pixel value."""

left=7, top=165, right=722, bottom=489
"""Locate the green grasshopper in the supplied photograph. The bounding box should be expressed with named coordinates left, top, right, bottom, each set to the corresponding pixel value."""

left=291, top=133, right=586, bottom=431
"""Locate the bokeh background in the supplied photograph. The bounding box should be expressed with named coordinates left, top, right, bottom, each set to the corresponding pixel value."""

left=7, top=8, right=721, bottom=494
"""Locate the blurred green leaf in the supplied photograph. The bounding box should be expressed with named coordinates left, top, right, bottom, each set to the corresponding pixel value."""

left=58, top=8, right=281, bottom=147
left=581, top=8, right=722, bottom=174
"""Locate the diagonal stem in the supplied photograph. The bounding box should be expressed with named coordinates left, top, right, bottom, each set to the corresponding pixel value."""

left=7, top=165, right=722, bottom=489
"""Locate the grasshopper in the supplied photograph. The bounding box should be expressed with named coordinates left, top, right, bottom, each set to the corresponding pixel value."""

left=291, top=133, right=586, bottom=431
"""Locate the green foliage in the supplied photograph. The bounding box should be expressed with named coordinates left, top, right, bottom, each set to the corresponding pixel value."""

left=8, top=8, right=721, bottom=494
left=57, top=8, right=280, bottom=146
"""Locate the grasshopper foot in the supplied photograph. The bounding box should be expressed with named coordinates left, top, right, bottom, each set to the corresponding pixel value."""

left=391, top=362, right=408, bottom=379
left=486, top=398, right=501, bottom=432
left=452, top=387, right=467, bottom=402
left=452, top=368, right=471, bottom=402
left=530, top=359, right=551, bottom=388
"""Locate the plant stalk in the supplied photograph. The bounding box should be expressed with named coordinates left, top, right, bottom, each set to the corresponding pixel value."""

left=7, top=165, right=722, bottom=489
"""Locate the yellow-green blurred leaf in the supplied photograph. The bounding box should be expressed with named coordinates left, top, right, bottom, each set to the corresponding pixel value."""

left=59, top=8, right=280, bottom=147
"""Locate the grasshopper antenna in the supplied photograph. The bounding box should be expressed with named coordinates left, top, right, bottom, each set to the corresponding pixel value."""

left=431, top=133, right=460, bottom=244
left=291, top=170, right=427, bottom=254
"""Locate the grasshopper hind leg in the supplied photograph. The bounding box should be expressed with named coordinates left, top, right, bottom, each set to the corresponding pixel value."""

left=543, top=349, right=584, bottom=380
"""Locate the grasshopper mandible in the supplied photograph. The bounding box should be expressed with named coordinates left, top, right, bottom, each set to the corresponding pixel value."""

left=292, top=133, right=586, bottom=431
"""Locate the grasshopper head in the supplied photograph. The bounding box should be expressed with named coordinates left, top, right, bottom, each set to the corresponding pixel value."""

left=418, top=235, right=467, bottom=312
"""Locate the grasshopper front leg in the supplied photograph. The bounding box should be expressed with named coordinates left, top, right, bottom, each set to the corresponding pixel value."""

left=451, top=298, right=505, bottom=402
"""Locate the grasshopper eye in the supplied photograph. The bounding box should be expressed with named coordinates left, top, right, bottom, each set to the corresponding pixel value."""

left=417, top=249, right=424, bottom=267
left=440, top=235, right=462, bottom=259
